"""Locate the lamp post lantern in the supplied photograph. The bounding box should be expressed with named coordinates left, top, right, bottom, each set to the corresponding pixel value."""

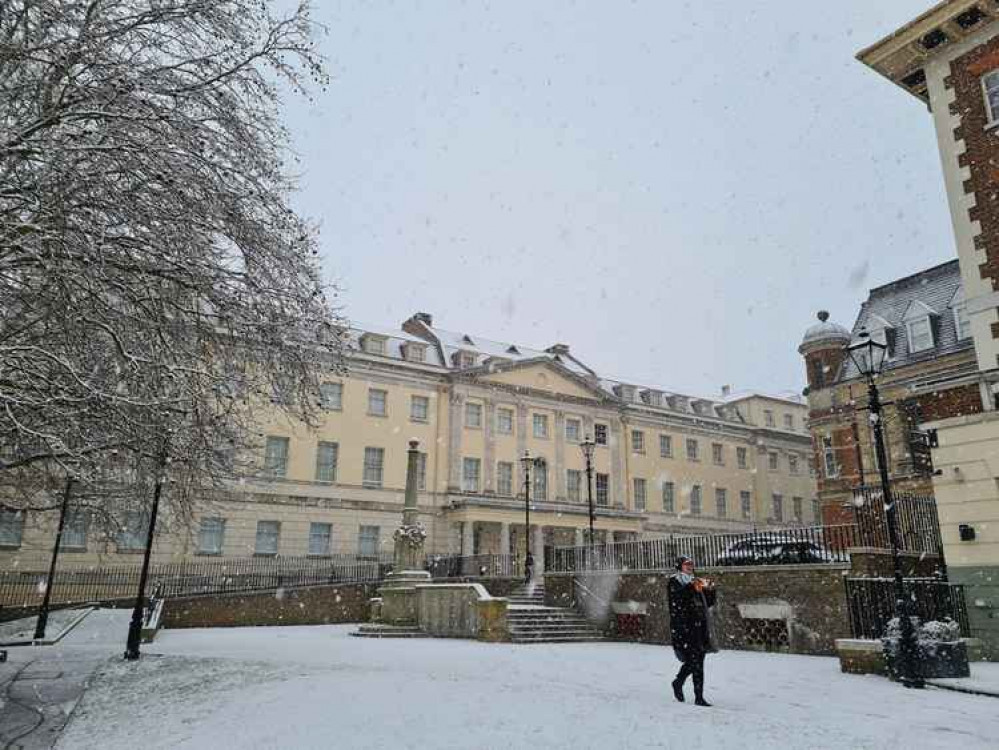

left=846, top=328, right=924, bottom=689
left=580, top=435, right=596, bottom=556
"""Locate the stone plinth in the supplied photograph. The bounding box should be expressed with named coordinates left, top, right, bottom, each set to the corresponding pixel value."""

left=378, top=570, right=431, bottom=625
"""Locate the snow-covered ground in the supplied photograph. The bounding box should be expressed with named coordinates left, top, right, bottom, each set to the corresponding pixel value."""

left=56, top=624, right=999, bottom=750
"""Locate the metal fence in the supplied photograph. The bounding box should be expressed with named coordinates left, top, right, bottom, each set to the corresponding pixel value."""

left=546, top=524, right=861, bottom=573
left=425, top=553, right=522, bottom=579
left=844, top=577, right=970, bottom=639
left=0, top=553, right=393, bottom=610
left=852, top=488, right=942, bottom=554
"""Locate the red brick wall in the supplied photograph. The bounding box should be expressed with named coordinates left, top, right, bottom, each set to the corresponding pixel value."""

left=914, top=382, right=984, bottom=421
left=948, top=38, right=999, bottom=345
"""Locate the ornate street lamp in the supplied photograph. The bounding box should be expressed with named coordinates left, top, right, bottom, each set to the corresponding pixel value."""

left=580, top=435, right=596, bottom=556
left=846, top=328, right=923, bottom=688
left=519, top=451, right=545, bottom=582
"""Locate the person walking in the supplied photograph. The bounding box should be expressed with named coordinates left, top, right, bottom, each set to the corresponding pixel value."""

left=524, top=551, right=535, bottom=584
left=667, top=555, right=717, bottom=707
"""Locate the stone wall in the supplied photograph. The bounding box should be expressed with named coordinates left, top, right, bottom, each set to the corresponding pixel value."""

left=548, top=564, right=853, bottom=656
left=848, top=550, right=943, bottom=578
left=415, top=583, right=506, bottom=640
left=161, top=582, right=377, bottom=629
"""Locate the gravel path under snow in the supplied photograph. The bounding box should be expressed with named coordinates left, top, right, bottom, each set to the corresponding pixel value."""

left=56, top=624, right=999, bottom=750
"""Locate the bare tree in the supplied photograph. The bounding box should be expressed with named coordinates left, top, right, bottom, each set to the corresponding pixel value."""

left=0, top=1, right=344, bottom=524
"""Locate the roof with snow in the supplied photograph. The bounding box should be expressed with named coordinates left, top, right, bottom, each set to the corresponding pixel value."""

left=841, top=259, right=973, bottom=380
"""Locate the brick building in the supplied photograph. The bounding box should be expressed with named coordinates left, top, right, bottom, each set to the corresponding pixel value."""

left=858, top=0, right=999, bottom=655
left=799, top=260, right=981, bottom=525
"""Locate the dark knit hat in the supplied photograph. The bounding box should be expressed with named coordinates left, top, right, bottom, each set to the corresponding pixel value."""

left=676, top=555, right=694, bottom=570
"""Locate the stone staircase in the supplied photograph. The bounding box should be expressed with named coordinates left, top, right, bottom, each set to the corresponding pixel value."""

left=506, top=582, right=607, bottom=644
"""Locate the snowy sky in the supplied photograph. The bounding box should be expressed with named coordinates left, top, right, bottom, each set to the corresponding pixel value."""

left=280, top=0, right=952, bottom=398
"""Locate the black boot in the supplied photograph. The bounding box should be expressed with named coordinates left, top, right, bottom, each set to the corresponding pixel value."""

left=694, top=696, right=712, bottom=707
left=671, top=678, right=685, bottom=703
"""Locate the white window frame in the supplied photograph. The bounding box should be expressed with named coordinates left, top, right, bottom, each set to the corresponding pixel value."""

left=764, top=409, right=775, bottom=427
left=690, top=486, right=702, bottom=516
left=686, top=438, right=699, bottom=462
left=358, top=525, right=380, bottom=558
left=822, top=436, right=838, bottom=478
left=789, top=453, right=799, bottom=476
left=497, top=408, right=514, bottom=434
left=315, top=441, right=338, bottom=483
left=906, top=316, right=934, bottom=353
left=740, top=491, right=752, bottom=520
left=410, top=395, right=429, bottom=423
left=565, top=418, right=581, bottom=443
left=737, top=447, right=748, bottom=469
left=309, top=522, right=332, bottom=556
left=712, top=443, right=724, bottom=466
left=633, top=478, right=647, bottom=512
left=368, top=388, right=388, bottom=417
left=0, top=509, right=24, bottom=548
left=497, top=462, right=514, bottom=496
left=983, top=69, right=999, bottom=124
left=631, top=429, right=645, bottom=454
left=255, top=520, right=280, bottom=556
left=465, top=402, right=483, bottom=429
left=768, top=451, right=779, bottom=472
left=772, top=494, right=784, bottom=523
left=659, top=434, right=673, bottom=458
left=594, top=423, right=609, bottom=446
left=533, top=413, right=550, bottom=439
left=532, top=459, right=548, bottom=501
left=363, top=447, right=385, bottom=488
left=197, top=517, right=225, bottom=555
left=264, top=436, right=290, bottom=478
left=320, top=382, right=343, bottom=411
left=117, top=509, right=148, bottom=551
left=595, top=472, right=609, bottom=506
left=953, top=302, right=971, bottom=340
left=567, top=469, right=582, bottom=502
left=662, top=482, right=675, bottom=514
left=793, top=497, right=803, bottom=523
left=715, top=488, right=727, bottom=518
left=784, top=414, right=794, bottom=431
left=462, top=457, right=481, bottom=493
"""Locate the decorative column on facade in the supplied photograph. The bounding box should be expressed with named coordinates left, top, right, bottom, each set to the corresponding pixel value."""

left=483, top=399, right=496, bottom=494
left=447, top=391, right=465, bottom=491
left=610, top=420, right=625, bottom=508
left=499, top=522, right=511, bottom=557
left=462, top=520, right=476, bottom=557
left=554, top=409, right=566, bottom=501
left=533, top=524, right=546, bottom=574
left=516, top=401, right=528, bottom=492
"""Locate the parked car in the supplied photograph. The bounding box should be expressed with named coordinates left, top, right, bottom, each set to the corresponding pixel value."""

left=715, top=535, right=836, bottom=566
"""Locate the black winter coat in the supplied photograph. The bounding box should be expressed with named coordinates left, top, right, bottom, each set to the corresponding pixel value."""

left=667, top=574, right=716, bottom=661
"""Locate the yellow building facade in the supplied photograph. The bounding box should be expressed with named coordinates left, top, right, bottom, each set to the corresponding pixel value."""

left=0, top=313, right=815, bottom=570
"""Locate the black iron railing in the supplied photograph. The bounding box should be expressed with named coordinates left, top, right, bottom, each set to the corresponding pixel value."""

left=425, top=553, right=522, bottom=579
left=845, top=577, right=970, bottom=639
left=0, top=552, right=393, bottom=609
left=546, top=524, right=861, bottom=573
left=851, top=488, right=942, bottom=554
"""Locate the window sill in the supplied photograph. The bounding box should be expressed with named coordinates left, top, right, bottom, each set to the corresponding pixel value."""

left=362, top=483, right=383, bottom=490
left=321, top=406, right=343, bottom=413
left=0, top=543, right=22, bottom=550
left=60, top=547, right=87, bottom=553
left=410, top=417, right=428, bottom=424
left=367, top=412, right=388, bottom=418
left=253, top=552, right=278, bottom=558
left=195, top=551, right=223, bottom=557
left=115, top=548, right=145, bottom=554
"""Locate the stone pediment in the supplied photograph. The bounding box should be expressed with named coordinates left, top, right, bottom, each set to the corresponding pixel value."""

left=459, top=358, right=607, bottom=401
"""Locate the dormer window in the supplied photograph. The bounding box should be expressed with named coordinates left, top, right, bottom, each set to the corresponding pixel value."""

left=902, top=300, right=937, bottom=354
left=401, top=342, right=427, bottom=362
left=983, top=69, right=999, bottom=124
left=506, top=345, right=520, bottom=355
left=452, top=350, right=476, bottom=369
left=951, top=286, right=971, bottom=340
left=360, top=334, right=387, bottom=356
left=461, top=334, right=475, bottom=345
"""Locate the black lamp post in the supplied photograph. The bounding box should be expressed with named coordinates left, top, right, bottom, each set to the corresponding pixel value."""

left=34, top=476, right=76, bottom=641
left=124, top=446, right=169, bottom=661
left=580, top=435, right=596, bottom=556
left=520, top=451, right=544, bottom=580
left=846, top=328, right=924, bottom=689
